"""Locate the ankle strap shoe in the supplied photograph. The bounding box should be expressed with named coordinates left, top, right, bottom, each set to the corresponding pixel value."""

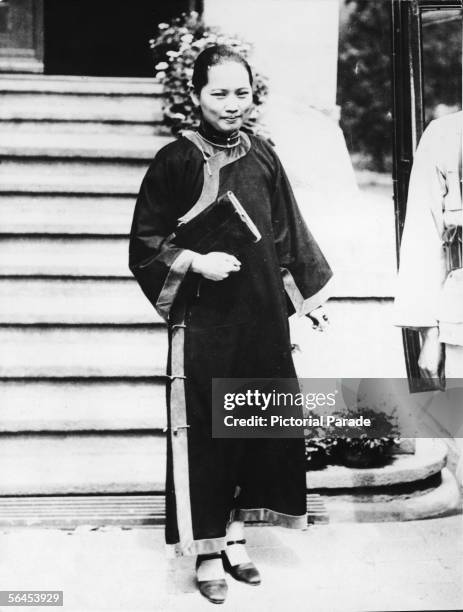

left=222, top=540, right=261, bottom=586
left=196, top=553, right=228, bottom=604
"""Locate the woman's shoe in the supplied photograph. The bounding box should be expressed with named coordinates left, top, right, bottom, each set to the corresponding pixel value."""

left=195, top=553, right=228, bottom=604
left=222, top=539, right=261, bottom=586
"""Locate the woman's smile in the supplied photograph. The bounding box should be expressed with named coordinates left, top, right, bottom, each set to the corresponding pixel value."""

left=223, top=115, right=241, bottom=123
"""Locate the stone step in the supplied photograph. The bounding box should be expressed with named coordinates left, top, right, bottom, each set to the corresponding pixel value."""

left=0, top=433, right=165, bottom=495
left=0, top=279, right=155, bottom=324
left=0, top=75, right=163, bottom=96
left=323, top=468, right=461, bottom=522
left=0, top=299, right=406, bottom=379
left=0, top=327, right=167, bottom=378
left=0, top=477, right=458, bottom=525
left=0, top=495, right=167, bottom=527
left=0, top=94, right=163, bottom=123
left=0, top=380, right=165, bottom=432
left=0, top=121, right=163, bottom=137
left=0, top=170, right=141, bottom=195
left=306, top=439, right=447, bottom=489
left=0, top=435, right=448, bottom=496
left=0, top=237, right=129, bottom=276
left=0, top=477, right=459, bottom=525
left=0, top=162, right=148, bottom=195
left=0, top=132, right=169, bottom=159
left=0, top=494, right=327, bottom=527
left=0, top=195, right=135, bottom=235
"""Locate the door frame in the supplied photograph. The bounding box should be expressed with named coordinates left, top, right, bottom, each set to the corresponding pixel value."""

left=0, top=0, right=43, bottom=72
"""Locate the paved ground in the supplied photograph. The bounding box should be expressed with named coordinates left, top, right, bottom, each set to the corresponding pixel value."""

left=1, top=515, right=461, bottom=612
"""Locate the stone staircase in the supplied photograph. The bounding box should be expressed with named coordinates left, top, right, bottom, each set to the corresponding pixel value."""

left=0, top=74, right=460, bottom=524
left=0, top=75, right=168, bottom=469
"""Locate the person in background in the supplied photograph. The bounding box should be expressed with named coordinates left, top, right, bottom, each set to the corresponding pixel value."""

left=394, top=110, right=463, bottom=483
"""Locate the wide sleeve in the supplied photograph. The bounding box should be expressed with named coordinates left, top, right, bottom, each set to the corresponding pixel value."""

left=270, top=146, right=334, bottom=316
left=393, top=121, right=448, bottom=328
left=128, top=150, right=196, bottom=322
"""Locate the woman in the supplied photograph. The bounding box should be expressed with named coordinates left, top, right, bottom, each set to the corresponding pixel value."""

left=394, top=110, right=463, bottom=482
left=394, top=111, right=462, bottom=379
left=129, top=45, right=333, bottom=604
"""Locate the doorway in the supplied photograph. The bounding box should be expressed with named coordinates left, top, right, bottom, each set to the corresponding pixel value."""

left=44, top=0, right=194, bottom=77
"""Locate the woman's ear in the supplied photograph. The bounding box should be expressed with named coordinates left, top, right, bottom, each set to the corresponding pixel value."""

left=190, top=91, right=200, bottom=107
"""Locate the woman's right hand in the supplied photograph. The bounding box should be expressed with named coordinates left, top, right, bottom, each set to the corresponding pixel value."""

left=191, top=252, right=241, bottom=281
left=418, top=327, right=444, bottom=379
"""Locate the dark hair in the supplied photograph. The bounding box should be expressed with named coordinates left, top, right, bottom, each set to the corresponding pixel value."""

left=192, top=45, right=253, bottom=94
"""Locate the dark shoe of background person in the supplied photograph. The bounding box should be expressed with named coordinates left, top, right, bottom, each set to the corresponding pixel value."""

left=222, top=539, right=261, bottom=586
left=195, top=553, right=228, bottom=604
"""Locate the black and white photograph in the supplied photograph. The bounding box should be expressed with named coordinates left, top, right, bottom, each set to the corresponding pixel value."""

left=0, top=0, right=462, bottom=610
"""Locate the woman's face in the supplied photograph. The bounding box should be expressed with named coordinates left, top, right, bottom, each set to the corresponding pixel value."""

left=194, top=62, right=253, bottom=133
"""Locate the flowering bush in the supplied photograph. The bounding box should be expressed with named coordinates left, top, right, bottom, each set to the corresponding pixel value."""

left=149, top=11, right=269, bottom=136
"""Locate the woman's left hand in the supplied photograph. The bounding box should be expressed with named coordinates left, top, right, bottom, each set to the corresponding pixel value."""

left=306, top=306, right=329, bottom=331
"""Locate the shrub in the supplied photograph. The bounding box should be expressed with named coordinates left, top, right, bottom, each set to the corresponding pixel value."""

left=305, top=406, right=400, bottom=470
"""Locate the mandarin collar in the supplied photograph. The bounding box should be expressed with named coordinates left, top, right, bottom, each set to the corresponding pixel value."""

left=197, top=120, right=241, bottom=148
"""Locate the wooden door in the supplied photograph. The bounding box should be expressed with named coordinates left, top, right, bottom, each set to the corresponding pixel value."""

left=0, top=0, right=43, bottom=72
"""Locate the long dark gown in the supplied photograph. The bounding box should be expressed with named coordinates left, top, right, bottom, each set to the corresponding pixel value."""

left=129, top=129, right=333, bottom=556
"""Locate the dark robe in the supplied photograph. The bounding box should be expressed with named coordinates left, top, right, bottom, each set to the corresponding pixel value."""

left=129, top=130, right=333, bottom=556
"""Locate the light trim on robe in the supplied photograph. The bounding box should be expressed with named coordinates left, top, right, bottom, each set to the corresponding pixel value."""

left=169, top=305, right=194, bottom=553
left=281, top=267, right=334, bottom=316
left=155, top=248, right=196, bottom=322
left=167, top=535, right=228, bottom=559
left=179, top=130, right=251, bottom=224
left=233, top=507, right=307, bottom=530
left=167, top=131, right=252, bottom=557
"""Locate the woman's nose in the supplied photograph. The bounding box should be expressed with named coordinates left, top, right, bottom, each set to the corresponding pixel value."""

left=224, top=96, right=239, bottom=111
